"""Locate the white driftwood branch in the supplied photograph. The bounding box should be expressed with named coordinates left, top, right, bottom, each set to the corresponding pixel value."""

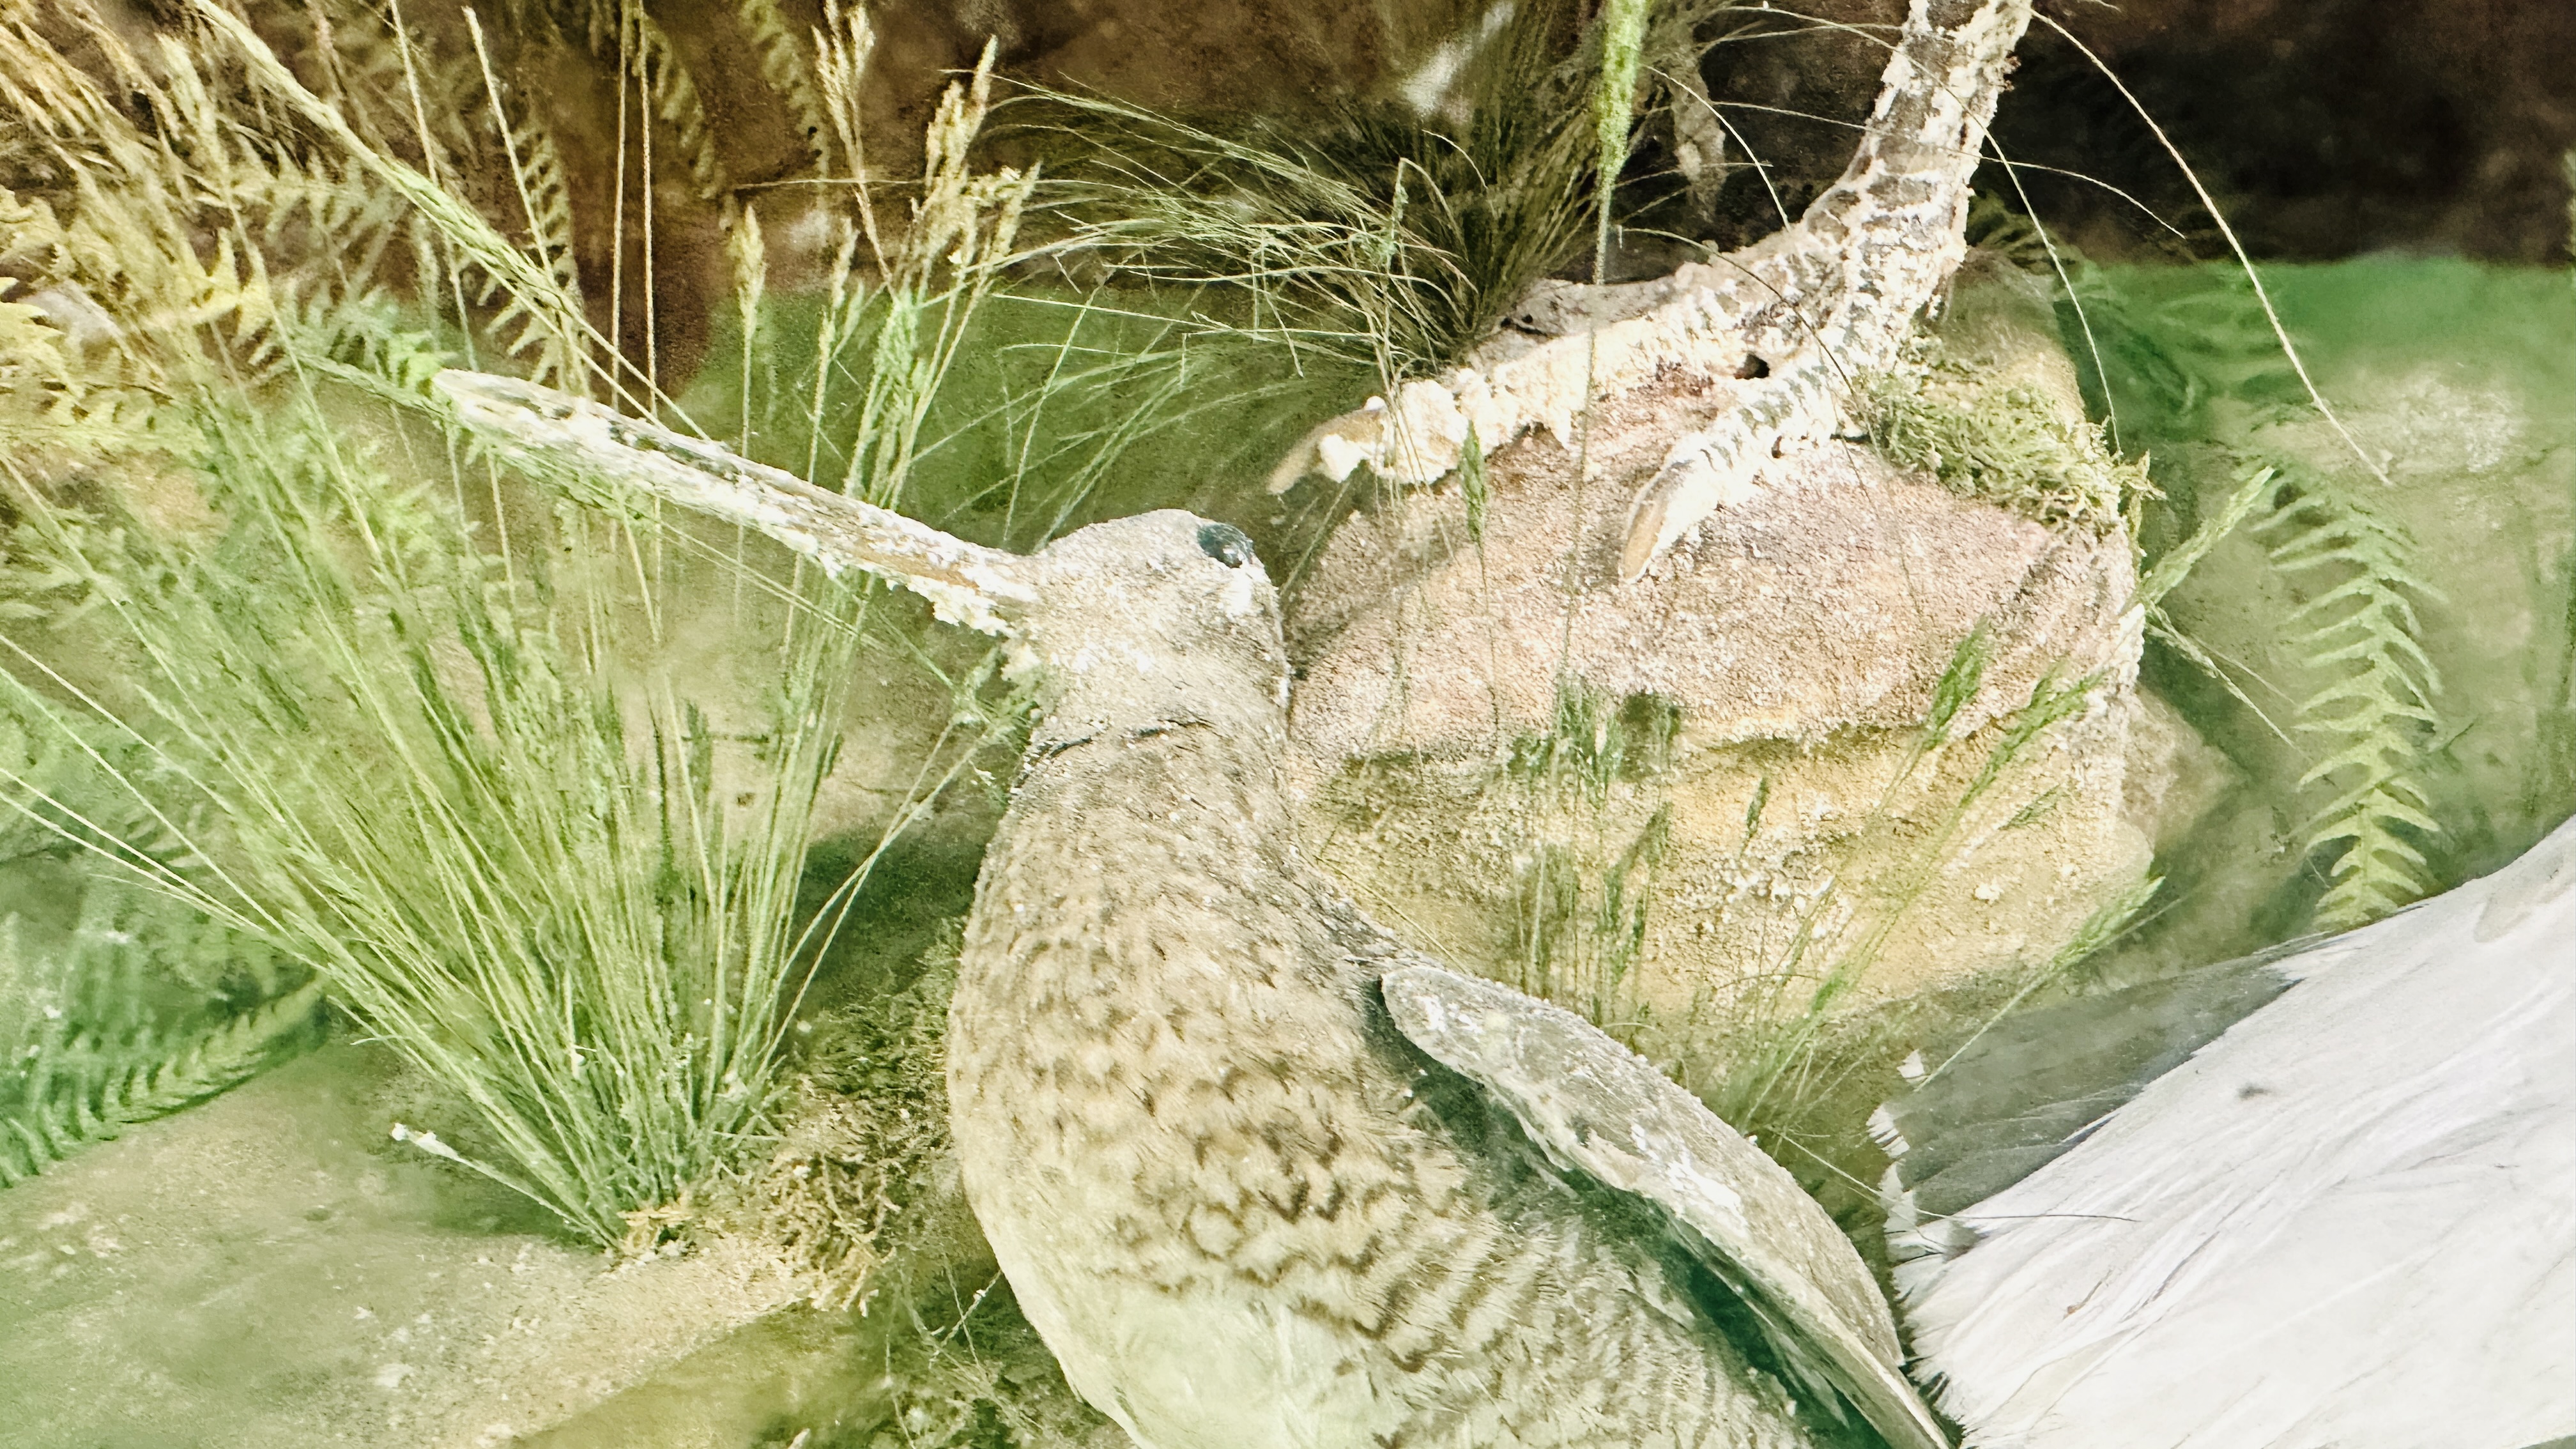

left=1277, top=0, right=2035, bottom=579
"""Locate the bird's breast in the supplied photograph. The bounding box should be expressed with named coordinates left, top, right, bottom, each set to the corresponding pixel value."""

left=949, top=726, right=1407, bottom=1252
left=938, top=728, right=1793, bottom=1449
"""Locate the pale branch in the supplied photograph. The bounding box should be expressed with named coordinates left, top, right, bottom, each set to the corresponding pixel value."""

left=1274, top=0, right=2035, bottom=580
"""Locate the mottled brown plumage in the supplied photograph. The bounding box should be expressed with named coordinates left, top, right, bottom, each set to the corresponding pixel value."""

left=944, top=518, right=1815, bottom=1448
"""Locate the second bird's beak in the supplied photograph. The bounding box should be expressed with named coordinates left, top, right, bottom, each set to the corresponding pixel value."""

left=433, top=370, right=1041, bottom=636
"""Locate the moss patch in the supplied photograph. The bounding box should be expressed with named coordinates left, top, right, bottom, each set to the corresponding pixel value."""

left=1863, top=336, right=2147, bottom=535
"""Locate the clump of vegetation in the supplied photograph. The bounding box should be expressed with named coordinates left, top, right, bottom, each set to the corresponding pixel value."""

left=1506, top=680, right=1682, bottom=796
left=747, top=926, right=973, bottom=1311
left=1863, top=337, right=2146, bottom=534
left=1459, top=611, right=2160, bottom=1230
left=807, top=1277, right=1119, bottom=1449
left=732, top=930, right=1121, bottom=1448
left=0, top=0, right=1052, bottom=1249
left=1699, top=629, right=2145, bottom=1139
left=1025, top=0, right=1736, bottom=378
left=1501, top=813, right=1676, bottom=1029
left=1492, top=682, right=1681, bottom=1023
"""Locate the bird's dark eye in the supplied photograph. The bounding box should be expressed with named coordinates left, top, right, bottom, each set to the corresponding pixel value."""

left=1197, top=523, right=1257, bottom=568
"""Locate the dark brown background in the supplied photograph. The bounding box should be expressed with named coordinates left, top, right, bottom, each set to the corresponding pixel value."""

left=894, top=0, right=2576, bottom=263
left=188, top=0, right=2576, bottom=378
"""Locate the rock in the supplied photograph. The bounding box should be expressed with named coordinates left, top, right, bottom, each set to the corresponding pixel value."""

left=2120, top=687, right=2237, bottom=856
left=1282, top=262, right=2156, bottom=1070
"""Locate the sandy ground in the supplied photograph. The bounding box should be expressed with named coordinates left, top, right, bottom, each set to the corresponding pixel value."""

left=0, top=1045, right=809, bottom=1448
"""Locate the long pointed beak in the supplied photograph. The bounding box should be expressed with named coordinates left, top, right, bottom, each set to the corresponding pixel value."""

left=434, top=371, right=1039, bottom=636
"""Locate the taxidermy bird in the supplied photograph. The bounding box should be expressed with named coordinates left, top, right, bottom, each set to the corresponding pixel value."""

left=436, top=369, right=1948, bottom=1449
left=1878, top=811, right=2576, bottom=1449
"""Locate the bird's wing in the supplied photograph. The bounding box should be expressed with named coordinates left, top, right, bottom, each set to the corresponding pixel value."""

left=1888, top=811, right=2576, bottom=1449
left=1378, top=962, right=1948, bottom=1449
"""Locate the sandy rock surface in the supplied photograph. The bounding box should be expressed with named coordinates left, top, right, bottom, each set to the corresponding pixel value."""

left=1282, top=268, right=2161, bottom=1057
left=1289, top=410, right=2133, bottom=761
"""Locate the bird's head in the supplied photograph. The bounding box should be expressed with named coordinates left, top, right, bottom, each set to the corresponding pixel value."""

left=434, top=372, right=1291, bottom=747
left=1015, top=511, right=1289, bottom=749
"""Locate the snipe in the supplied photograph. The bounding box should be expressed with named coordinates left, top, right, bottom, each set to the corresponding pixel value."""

left=440, top=370, right=1946, bottom=1449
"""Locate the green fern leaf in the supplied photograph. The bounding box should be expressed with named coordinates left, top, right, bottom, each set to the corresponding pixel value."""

left=632, top=11, right=730, bottom=203
left=2253, top=463, right=2445, bottom=931
left=0, top=979, right=324, bottom=1187
left=732, top=0, right=830, bottom=170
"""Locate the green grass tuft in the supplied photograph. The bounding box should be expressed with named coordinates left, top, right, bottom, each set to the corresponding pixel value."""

left=1022, top=0, right=1736, bottom=379
left=0, top=6, right=1089, bottom=1247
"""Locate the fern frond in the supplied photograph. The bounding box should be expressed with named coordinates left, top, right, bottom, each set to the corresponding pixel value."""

left=631, top=8, right=729, bottom=203
left=1, top=812, right=321, bottom=1190
left=176, top=0, right=596, bottom=395
left=733, top=0, right=830, bottom=171
left=1, top=698, right=202, bottom=871
left=0, top=280, right=164, bottom=456
left=254, top=148, right=410, bottom=271
left=2094, top=254, right=2450, bottom=933
left=312, top=0, right=485, bottom=176
left=514, top=116, right=583, bottom=301
left=0, top=979, right=323, bottom=1186
left=2255, top=466, right=2444, bottom=931
left=0, top=6, right=429, bottom=404
left=301, top=300, right=457, bottom=402
left=473, top=54, right=587, bottom=390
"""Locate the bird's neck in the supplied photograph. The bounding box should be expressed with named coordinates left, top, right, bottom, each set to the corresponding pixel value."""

left=1027, top=664, right=1291, bottom=763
